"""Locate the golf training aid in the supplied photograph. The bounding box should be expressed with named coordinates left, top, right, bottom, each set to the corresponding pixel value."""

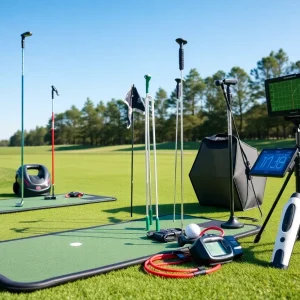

left=65, top=191, right=84, bottom=198
left=250, top=148, right=297, bottom=178
left=270, top=193, right=300, bottom=269
left=144, top=74, right=160, bottom=231
left=147, top=228, right=182, bottom=242
left=45, top=85, right=59, bottom=200
left=189, top=234, right=243, bottom=266
left=144, top=225, right=243, bottom=278
left=175, top=38, right=187, bottom=230
left=173, top=78, right=182, bottom=222
left=16, top=31, right=33, bottom=208
left=13, top=164, right=51, bottom=197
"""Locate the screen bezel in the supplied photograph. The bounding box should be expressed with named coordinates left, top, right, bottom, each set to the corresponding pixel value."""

left=265, top=73, right=300, bottom=117
left=250, top=148, right=297, bottom=177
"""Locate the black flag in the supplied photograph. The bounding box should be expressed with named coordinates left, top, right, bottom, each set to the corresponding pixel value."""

left=123, top=85, right=145, bottom=128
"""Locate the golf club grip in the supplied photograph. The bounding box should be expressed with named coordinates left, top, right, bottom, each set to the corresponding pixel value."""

left=145, top=74, right=151, bottom=93
left=179, top=47, right=184, bottom=71
left=176, top=81, right=180, bottom=99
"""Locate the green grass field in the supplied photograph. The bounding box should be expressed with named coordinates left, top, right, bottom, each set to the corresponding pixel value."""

left=0, top=139, right=299, bottom=299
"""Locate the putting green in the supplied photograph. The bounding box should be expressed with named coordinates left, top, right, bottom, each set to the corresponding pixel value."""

left=0, top=214, right=260, bottom=292
left=0, top=194, right=116, bottom=214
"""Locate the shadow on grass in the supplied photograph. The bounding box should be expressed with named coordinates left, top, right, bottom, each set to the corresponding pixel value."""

left=116, top=142, right=201, bottom=152
left=240, top=240, right=276, bottom=268
left=53, top=145, right=102, bottom=152
left=104, top=202, right=231, bottom=219
left=0, top=193, right=16, bottom=199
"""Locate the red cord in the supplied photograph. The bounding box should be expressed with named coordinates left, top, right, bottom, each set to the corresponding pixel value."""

left=143, top=226, right=225, bottom=278
left=200, top=226, right=225, bottom=237
left=144, top=253, right=221, bottom=278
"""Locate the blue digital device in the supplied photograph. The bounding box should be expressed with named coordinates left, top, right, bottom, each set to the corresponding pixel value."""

left=250, top=148, right=297, bottom=177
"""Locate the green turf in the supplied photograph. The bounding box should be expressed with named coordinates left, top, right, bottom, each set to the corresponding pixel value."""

left=0, top=143, right=299, bottom=299
left=0, top=194, right=116, bottom=214
left=0, top=214, right=259, bottom=291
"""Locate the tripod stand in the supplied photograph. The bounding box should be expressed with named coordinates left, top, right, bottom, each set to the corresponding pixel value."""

left=254, top=117, right=300, bottom=269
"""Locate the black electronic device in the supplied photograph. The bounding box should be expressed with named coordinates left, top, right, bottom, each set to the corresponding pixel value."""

left=250, top=148, right=297, bottom=178
left=265, top=73, right=300, bottom=118
left=189, top=234, right=243, bottom=266
left=147, top=228, right=182, bottom=243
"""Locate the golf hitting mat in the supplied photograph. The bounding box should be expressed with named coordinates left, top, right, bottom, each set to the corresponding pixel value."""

left=0, top=194, right=116, bottom=214
left=0, top=214, right=260, bottom=292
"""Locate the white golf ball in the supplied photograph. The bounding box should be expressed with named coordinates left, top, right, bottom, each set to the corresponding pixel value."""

left=185, top=223, right=201, bottom=239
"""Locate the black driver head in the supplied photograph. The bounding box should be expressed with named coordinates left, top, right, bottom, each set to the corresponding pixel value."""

left=21, top=31, right=32, bottom=38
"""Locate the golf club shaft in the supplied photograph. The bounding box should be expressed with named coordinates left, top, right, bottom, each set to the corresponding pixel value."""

left=147, top=108, right=153, bottom=224
left=21, top=48, right=25, bottom=204
left=145, top=96, right=150, bottom=229
left=180, top=69, right=184, bottom=231
left=173, top=80, right=180, bottom=222
left=176, top=38, right=187, bottom=231
left=51, top=95, right=55, bottom=196
left=151, top=94, right=160, bottom=231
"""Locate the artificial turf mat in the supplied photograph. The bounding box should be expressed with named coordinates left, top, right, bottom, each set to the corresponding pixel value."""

left=0, top=214, right=260, bottom=292
left=0, top=194, right=116, bottom=214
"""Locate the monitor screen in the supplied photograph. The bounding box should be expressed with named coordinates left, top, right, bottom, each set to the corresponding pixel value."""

left=265, top=74, right=300, bottom=117
left=250, top=148, right=297, bottom=177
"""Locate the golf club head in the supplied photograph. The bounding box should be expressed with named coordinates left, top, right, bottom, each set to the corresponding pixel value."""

left=51, top=86, right=59, bottom=96
left=15, top=201, right=24, bottom=207
left=44, top=195, right=57, bottom=200
left=175, top=38, right=187, bottom=46
left=21, top=31, right=32, bottom=48
left=21, top=31, right=32, bottom=38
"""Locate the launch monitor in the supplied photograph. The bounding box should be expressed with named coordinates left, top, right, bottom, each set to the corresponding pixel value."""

left=250, top=148, right=297, bottom=178
left=265, top=74, right=300, bottom=117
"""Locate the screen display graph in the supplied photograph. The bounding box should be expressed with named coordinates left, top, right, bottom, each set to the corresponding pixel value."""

left=265, top=74, right=300, bottom=117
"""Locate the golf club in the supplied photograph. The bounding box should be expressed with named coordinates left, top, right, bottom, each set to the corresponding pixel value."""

left=16, top=31, right=32, bottom=208
left=175, top=38, right=187, bottom=230
left=45, top=86, right=59, bottom=200
left=173, top=78, right=181, bottom=222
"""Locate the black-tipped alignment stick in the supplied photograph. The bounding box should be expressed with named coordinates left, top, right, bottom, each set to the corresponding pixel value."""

left=175, top=38, right=187, bottom=230
left=45, top=86, right=59, bottom=200
left=173, top=78, right=182, bottom=222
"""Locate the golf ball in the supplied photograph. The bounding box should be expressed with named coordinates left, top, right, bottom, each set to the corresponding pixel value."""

left=185, top=223, right=201, bottom=239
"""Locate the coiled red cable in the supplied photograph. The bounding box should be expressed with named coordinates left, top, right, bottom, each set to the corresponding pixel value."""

left=143, top=226, right=224, bottom=278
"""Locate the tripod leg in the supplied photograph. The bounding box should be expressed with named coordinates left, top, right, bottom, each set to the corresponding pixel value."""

left=254, top=170, right=293, bottom=243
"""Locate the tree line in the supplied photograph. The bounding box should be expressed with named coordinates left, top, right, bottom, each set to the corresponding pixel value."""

left=2, top=48, right=300, bottom=147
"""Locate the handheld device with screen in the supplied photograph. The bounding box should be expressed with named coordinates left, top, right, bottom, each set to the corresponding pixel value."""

left=189, top=234, right=243, bottom=266
left=250, top=148, right=297, bottom=178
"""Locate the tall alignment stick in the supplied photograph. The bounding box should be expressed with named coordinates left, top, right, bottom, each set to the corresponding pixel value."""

left=148, top=76, right=160, bottom=231
left=45, top=86, right=59, bottom=200
left=16, top=31, right=32, bottom=208
left=173, top=78, right=181, bottom=221
left=175, top=38, right=187, bottom=230
left=145, top=75, right=151, bottom=230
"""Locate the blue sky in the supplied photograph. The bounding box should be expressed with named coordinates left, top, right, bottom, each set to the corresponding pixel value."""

left=0, top=0, right=299, bottom=140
